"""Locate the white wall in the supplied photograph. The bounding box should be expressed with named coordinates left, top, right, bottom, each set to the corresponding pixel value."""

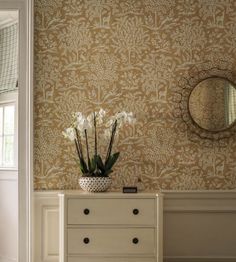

left=33, top=191, right=236, bottom=262
left=0, top=171, right=18, bottom=262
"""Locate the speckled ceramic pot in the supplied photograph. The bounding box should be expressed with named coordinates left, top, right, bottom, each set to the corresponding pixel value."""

left=79, top=176, right=112, bottom=192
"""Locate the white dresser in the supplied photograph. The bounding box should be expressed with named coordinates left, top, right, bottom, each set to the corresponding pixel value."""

left=59, top=191, right=163, bottom=262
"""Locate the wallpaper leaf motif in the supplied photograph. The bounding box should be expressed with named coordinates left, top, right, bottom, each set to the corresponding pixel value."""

left=34, top=0, right=236, bottom=190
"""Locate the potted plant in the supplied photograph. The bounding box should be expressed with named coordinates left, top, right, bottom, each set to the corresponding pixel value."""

left=63, top=109, right=135, bottom=192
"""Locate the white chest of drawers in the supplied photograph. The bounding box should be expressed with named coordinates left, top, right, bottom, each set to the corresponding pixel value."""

left=59, top=191, right=163, bottom=262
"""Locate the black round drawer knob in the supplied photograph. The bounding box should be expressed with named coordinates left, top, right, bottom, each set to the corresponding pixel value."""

left=133, top=209, right=139, bottom=215
left=132, top=237, right=139, bottom=244
left=84, top=208, right=90, bottom=215
left=83, top=237, right=90, bottom=244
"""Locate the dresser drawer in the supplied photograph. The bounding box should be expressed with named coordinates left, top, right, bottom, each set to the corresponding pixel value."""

left=67, top=198, right=155, bottom=225
left=67, top=228, right=155, bottom=255
left=68, top=257, right=156, bottom=262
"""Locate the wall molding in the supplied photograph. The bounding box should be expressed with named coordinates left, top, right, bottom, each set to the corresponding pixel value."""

left=164, top=257, right=236, bottom=262
left=163, top=190, right=236, bottom=212
left=0, top=173, right=17, bottom=181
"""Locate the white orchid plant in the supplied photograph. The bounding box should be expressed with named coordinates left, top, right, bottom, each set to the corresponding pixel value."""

left=63, top=109, right=135, bottom=177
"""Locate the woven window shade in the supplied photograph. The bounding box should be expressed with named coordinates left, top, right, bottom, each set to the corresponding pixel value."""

left=0, top=23, right=18, bottom=94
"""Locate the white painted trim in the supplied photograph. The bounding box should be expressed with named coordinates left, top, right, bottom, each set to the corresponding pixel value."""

left=156, top=193, right=163, bottom=262
left=163, top=190, right=236, bottom=212
left=28, top=1, right=34, bottom=262
left=0, top=20, right=17, bottom=29
left=164, top=256, right=236, bottom=262
left=0, top=1, right=33, bottom=262
left=0, top=172, right=17, bottom=180
left=162, top=189, right=236, bottom=196
left=0, top=10, right=18, bottom=29
left=59, top=194, right=64, bottom=262
left=34, top=191, right=61, bottom=199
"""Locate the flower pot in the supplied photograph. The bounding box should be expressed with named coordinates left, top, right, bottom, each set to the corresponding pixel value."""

left=79, top=176, right=112, bottom=192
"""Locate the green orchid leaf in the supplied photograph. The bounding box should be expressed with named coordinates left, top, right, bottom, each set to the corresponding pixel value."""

left=97, top=155, right=105, bottom=171
left=80, top=158, right=88, bottom=174
left=104, top=169, right=113, bottom=176
left=90, top=156, right=97, bottom=173
left=88, top=158, right=92, bottom=170
left=105, top=152, right=120, bottom=171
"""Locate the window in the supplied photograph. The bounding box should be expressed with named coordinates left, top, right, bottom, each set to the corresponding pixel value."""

left=0, top=101, right=16, bottom=168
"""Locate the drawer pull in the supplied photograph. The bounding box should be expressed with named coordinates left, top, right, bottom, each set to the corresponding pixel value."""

left=132, top=237, right=139, bottom=244
left=133, top=208, right=139, bottom=215
left=83, top=208, right=90, bottom=215
left=83, top=237, right=90, bottom=244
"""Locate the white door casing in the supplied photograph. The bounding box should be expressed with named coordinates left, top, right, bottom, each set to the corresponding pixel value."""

left=0, top=1, right=33, bottom=262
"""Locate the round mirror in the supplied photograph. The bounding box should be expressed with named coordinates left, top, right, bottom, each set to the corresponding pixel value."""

left=188, top=77, right=236, bottom=132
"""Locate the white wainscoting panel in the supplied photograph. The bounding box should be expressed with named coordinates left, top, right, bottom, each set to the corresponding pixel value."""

left=33, top=190, right=236, bottom=262
left=34, top=192, right=59, bottom=262
left=0, top=172, right=18, bottom=262
left=163, top=190, right=236, bottom=262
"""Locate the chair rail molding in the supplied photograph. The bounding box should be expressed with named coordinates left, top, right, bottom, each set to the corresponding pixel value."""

left=33, top=190, right=236, bottom=262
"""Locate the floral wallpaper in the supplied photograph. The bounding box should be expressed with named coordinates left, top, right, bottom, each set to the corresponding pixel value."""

left=34, top=0, right=236, bottom=191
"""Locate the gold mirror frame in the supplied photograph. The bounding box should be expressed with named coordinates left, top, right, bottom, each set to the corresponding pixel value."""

left=178, top=63, right=236, bottom=140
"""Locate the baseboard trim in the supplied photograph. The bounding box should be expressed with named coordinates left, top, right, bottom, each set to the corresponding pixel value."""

left=164, top=256, right=236, bottom=262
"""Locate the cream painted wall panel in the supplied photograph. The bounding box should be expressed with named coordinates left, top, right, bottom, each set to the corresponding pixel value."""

left=0, top=173, right=18, bottom=262
left=164, top=212, right=236, bottom=257
left=163, top=191, right=236, bottom=261
left=34, top=192, right=59, bottom=262
left=43, top=207, right=59, bottom=259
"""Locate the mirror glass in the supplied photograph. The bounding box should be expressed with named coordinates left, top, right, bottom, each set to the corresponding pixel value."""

left=188, top=77, right=236, bottom=132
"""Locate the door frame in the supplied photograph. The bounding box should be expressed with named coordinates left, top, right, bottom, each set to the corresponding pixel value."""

left=0, top=1, right=33, bottom=262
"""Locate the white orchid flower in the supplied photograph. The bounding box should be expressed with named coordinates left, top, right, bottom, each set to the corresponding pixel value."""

left=77, top=116, right=92, bottom=133
left=87, top=112, right=94, bottom=125
left=63, top=109, right=136, bottom=177
left=104, top=128, right=112, bottom=139
left=75, top=112, right=84, bottom=125
left=98, top=108, right=106, bottom=118
left=115, top=111, right=127, bottom=120
left=72, top=111, right=92, bottom=133
left=105, top=118, right=114, bottom=128
left=96, top=108, right=106, bottom=125
left=62, top=127, right=76, bottom=141
left=115, top=111, right=135, bottom=128
left=126, top=112, right=136, bottom=124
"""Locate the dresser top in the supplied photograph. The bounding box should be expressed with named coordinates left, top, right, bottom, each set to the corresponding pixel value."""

left=58, top=190, right=163, bottom=198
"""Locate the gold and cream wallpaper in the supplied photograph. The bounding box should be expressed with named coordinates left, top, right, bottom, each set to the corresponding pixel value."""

left=34, top=0, right=236, bottom=190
